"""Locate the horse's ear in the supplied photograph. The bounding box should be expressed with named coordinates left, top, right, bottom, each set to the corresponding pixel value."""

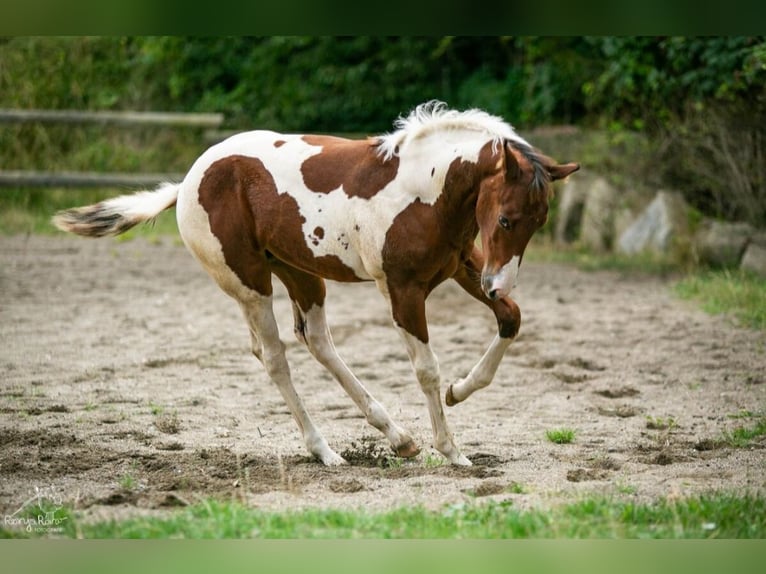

left=504, top=141, right=521, bottom=182
left=548, top=162, right=580, bottom=181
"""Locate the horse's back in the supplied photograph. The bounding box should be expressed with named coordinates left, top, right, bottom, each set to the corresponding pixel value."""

left=175, top=130, right=380, bottom=288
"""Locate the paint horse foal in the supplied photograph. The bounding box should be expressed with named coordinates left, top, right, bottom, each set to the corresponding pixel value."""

left=54, top=102, right=579, bottom=466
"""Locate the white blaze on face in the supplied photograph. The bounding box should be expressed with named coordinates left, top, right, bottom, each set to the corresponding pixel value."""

left=484, top=255, right=520, bottom=299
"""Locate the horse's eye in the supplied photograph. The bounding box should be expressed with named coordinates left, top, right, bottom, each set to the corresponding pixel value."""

left=498, top=215, right=512, bottom=230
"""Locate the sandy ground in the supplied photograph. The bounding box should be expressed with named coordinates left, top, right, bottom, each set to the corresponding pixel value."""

left=1, top=234, right=764, bottom=527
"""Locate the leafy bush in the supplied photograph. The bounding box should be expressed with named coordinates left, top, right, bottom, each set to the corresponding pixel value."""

left=2, top=36, right=764, bottom=227
left=657, top=98, right=766, bottom=226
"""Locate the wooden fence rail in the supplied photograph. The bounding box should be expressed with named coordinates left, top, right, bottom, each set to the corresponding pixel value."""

left=0, top=170, right=186, bottom=188
left=0, top=108, right=224, bottom=128
left=0, top=108, right=223, bottom=188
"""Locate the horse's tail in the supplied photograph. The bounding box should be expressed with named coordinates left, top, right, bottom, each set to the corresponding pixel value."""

left=52, top=182, right=180, bottom=237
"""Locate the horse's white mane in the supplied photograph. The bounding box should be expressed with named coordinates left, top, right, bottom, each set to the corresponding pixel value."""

left=376, top=100, right=529, bottom=160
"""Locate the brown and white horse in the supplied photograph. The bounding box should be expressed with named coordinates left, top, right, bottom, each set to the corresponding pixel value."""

left=54, top=101, right=579, bottom=466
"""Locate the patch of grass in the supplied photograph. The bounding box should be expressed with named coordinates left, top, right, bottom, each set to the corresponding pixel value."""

left=728, top=410, right=757, bottom=420
left=119, top=473, right=137, bottom=491
left=380, top=455, right=403, bottom=469
left=3, top=493, right=764, bottom=539
left=646, top=416, right=677, bottom=431
left=674, top=269, right=766, bottom=330
left=721, top=417, right=766, bottom=448
left=506, top=482, right=526, bottom=494
left=526, top=240, right=680, bottom=276
left=546, top=428, right=576, bottom=444
left=148, top=402, right=164, bottom=416
left=423, top=453, right=445, bottom=468
left=615, top=482, right=638, bottom=495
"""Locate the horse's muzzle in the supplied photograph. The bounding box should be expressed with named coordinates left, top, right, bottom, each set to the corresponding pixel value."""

left=481, top=275, right=503, bottom=301
left=481, top=256, right=520, bottom=301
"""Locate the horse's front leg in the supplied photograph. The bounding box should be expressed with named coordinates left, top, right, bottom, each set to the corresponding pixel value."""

left=446, top=247, right=521, bottom=406
left=381, top=279, right=472, bottom=466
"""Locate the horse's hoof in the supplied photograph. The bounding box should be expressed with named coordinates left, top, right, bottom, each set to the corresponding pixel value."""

left=395, top=439, right=421, bottom=459
left=319, top=451, right=348, bottom=466
left=445, top=384, right=459, bottom=407
left=451, top=453, right=472, bottom=466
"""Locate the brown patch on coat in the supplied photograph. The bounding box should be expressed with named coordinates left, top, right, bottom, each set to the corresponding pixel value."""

left=197, top=155, right=363, bottom=296
left=301, top=135, right=400, bottom=199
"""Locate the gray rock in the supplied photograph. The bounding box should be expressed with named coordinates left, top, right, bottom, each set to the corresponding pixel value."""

left=554, top=172, right=592, bottom=244
left=695, top=220, right=755, bottom=267
left=580, top=177, right=619, bottom=252
left=740, top=233, right=766, bottom=276
left=617, top=191, right=690, bottom=255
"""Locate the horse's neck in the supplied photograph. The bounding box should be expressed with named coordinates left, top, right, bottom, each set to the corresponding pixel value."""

left=409, top=129, right=490, bottom=163
left=402, top=131, right=490, bottom=193
left=401, top=133, right=487, bottom=241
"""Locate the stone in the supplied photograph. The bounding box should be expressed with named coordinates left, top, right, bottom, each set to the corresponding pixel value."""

left=580, top=177, right=619, bottom=252
left=695, top=220, right=755, bottom=268
left=617, top=191, right=690, bottom=255
left=740, top=233, right=766, bottom=277
left=554, top=172, right=593, bottom=244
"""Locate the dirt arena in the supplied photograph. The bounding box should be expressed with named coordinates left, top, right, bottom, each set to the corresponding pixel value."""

left=1, top=234, right=764, bottom=525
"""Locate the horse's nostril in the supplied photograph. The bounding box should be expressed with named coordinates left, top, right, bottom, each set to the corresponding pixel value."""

left=488, top=289, right=499, bottom=301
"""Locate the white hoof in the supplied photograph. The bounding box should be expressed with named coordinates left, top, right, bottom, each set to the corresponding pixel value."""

left=451, top=453, right=473, bottom=466
left=438, top=447, right=472, bottom=466
left=319, top=451, right=348, bottom=466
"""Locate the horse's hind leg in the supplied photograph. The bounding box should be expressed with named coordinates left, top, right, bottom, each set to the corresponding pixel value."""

left=274, top=265, right=420, bottom=459
left=238, top=291, right=346, bottom=466
left=177, top=182, right=342, bottom=464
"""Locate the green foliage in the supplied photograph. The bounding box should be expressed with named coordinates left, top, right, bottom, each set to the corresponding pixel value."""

left=0, top=37, right=147, bottom=110
left=576, top=37, right=766, bottom=226
left=0, top=37, right=601, bottom=132
left=657, top=98, right=766, bottom=226
left=582, top=37, right=765, bottom=128
left=2, top=36, right=765, bottom=228
left=137, top=37, right=446, bottom=132
left=2, top=36, right=762, bottom=134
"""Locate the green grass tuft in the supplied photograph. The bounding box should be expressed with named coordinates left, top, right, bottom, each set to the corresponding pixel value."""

left=721, top=417, right=766, bottom=448
left=545, top=428, right=576, bottom=444
left=646, top=416, right=677, bottom=431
